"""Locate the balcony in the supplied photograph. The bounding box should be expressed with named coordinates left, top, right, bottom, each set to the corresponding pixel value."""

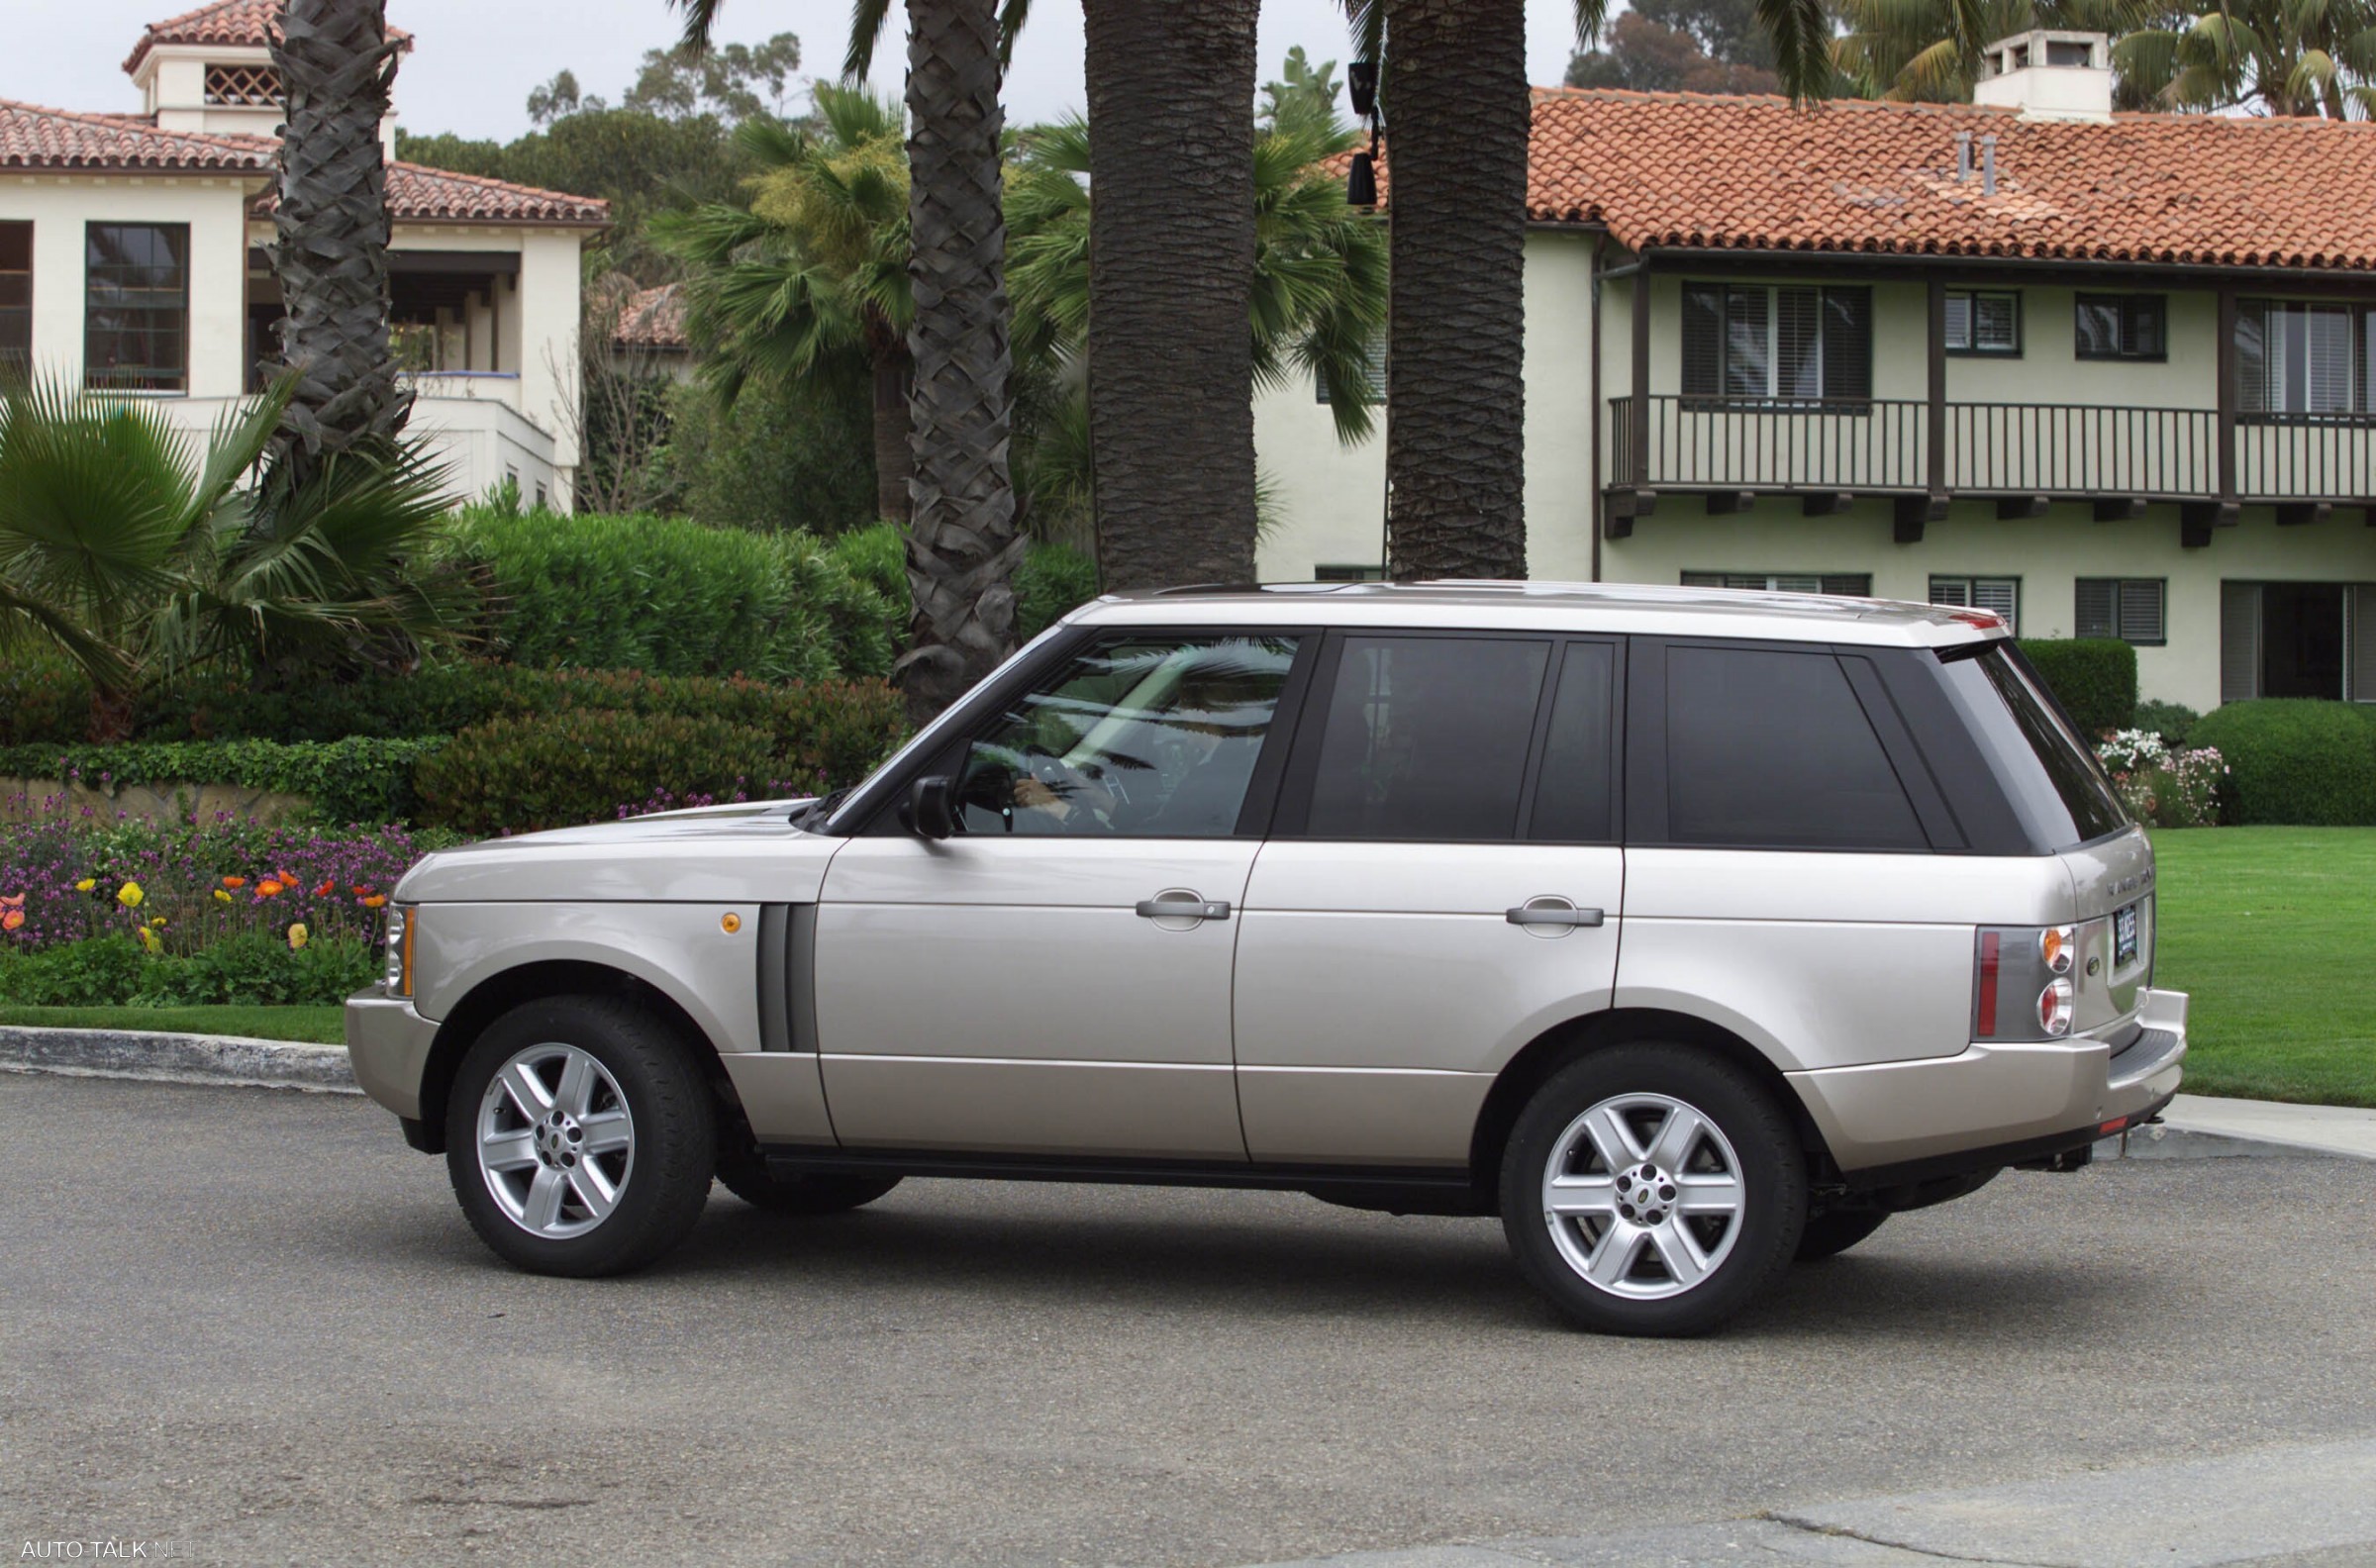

left=1606, top=394, right=2376, bottom=541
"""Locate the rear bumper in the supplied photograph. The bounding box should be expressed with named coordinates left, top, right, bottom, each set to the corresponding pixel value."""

left=1789, top=987, right=2187, bottom=1178
left=345, top=987, right=439, bottom=1121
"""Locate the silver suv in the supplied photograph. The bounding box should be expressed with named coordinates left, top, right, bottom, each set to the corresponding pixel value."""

left=347, top=583, right=2186, bottom=1335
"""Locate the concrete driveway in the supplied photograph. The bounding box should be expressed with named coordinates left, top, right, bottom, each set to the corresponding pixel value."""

left=2, top=1072, right=2371, bottom=1567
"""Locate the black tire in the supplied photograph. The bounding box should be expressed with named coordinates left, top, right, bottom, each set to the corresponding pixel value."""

left=445, top=995, right=717, bottom=1277
left=1499, top=1042, right=1807, bottom=1336
left=1795, top=1208, right=1890, bottom=1262
left=716, top=1141, right=903, bottom=1216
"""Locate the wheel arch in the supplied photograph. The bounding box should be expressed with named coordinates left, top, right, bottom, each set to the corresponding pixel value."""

left=1468, top=1007, right=1830, bottom=1194
left=412, top=961, right=735, bottom=1155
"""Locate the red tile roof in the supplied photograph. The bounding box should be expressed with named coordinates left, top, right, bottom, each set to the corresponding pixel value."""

left=1526, top=89, right=2376, bottom=271
left=123, top=0, right=411, bottom=75
left=610, top=283, right=688, bottom=348
left=0, top=100, right=605, bottom=225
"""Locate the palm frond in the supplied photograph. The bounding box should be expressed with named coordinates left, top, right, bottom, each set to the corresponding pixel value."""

left=845, top=0, right=896, bottom=79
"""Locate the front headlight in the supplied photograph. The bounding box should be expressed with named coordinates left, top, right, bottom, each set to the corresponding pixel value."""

left=384, top=906, right=414, bottom=996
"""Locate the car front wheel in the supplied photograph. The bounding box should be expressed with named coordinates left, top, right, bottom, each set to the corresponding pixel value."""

left=1500, top=1043, right=1806, bottom=1336
left=446, top=996, right=717, bottom=1277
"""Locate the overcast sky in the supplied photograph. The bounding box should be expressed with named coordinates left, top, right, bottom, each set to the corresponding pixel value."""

left=24, top=2, right=1590, bottom=142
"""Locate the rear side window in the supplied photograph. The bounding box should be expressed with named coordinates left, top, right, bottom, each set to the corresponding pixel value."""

left=1530, top=640, right=1619, bottom=842
left=1663, top=644, right=1927, bottom=850
left=1304, top=636, right=1551, bottom=840
left=1936, top=644, right=2128, bottom=847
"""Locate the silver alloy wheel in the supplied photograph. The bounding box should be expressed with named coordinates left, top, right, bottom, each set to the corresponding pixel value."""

left=476, top=1042, right=636, bottom=1240
left=1540, top=1092, right=1746, bottom=1300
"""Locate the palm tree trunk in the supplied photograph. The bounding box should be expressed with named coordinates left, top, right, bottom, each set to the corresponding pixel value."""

left=269, top=0, right=411, bottom=489
left=872, top=346, right=916, bottom=525
left=1382, top=0, right=1530, bottom=581
left=899, top=0, right=1025, bottom=720
left=1083, top=0, right=1262, bottom=591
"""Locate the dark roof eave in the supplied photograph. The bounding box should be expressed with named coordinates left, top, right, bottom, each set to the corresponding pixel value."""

left=1601, top=241, right=2376, bottom=288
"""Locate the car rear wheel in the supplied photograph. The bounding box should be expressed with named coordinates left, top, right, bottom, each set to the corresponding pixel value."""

left=1500, top=1043, right=1806, bottom=1336
left=446, top=996, right=716, bottom=1277
left=1795, top=1208, right=1890, bottom=1261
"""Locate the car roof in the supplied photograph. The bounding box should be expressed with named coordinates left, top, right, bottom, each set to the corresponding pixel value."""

left=1072, top=580, right=2008, bottom=649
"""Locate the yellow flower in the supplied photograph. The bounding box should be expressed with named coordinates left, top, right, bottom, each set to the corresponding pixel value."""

left=213, top=888, right=234, bottom=904
left=116, top=881, right=144, bottom=909
left=148, top=916, right=167, bottom=929
left=75, top=877, right=96, bottom=893
left=137, top=927, right=161, bottom=953
left=287, top=923, right=309, bottom=951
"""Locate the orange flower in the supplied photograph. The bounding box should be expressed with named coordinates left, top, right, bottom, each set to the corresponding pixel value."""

left=360, top=894, right=388, bottom=909
left=314, top=879, right=337, bottom=897
left=222, top=876, right=246, bottom=890
left=254, top=880, right=285, bottom=898
left=1, top=909, right=22, bottom=933
left=0, top=893, right=22, bottom=909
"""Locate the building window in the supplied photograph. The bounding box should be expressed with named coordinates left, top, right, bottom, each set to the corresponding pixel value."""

left=2075, top=578, right=2166, bottom=645
left=1315, top=334, right=1386, bottom=405
left=1943, top=290, right=2020, bottom=355
left=0, top=221, right=29, bottom=373
left=2236, top=301, right=2366, bottom=417
left=1682, top=283, right=1872, bottom=404
left=2074, top=294, right=2166, bottom=362
left=1930, top=575, right=2021, bottom=632
left=2222, top=582, right=2376, bottom=703
left=84, top=223, right=189, bottom=393
left=1683, top=571, right=1873, bottom=596
left=204, top=63, right=282, bottom=106
left=1314, top=564, right=1385, bottom=582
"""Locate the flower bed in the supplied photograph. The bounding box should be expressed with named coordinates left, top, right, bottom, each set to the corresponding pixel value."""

left=2097, top=730, right=2227, bottom=830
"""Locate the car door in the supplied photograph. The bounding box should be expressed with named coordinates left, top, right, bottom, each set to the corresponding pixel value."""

left=1233, top=634, right=1628, bottom=1166
left=813, top=630, right=1312, bottom=1159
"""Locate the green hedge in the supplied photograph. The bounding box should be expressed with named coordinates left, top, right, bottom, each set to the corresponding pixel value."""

left=2017, top=638, right=2138, bottom=737
left=0, top=932, right=374, bottom=1008
left=1016, top=541, right=1101, bottom=639
left=447, top=509, right=898, bottom=682
left=0, top=738, right=439, bottom=826
left=2192, top=700, right=2376, bottom=826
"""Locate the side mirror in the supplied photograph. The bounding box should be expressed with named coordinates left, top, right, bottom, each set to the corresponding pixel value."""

left=907, top=775, right=959, bottom=840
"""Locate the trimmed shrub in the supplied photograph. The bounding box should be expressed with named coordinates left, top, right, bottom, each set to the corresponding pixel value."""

left=1016, top=541, right=1101, bottom=639
left=2191, top=700, right=2376, bottom=826
left=659, top=374, right=877, bottom=537
left=448, top=509, right=897, bottom=682
left=2130, top=700, right=2201, bottom=747
left=2017, top=638, right=2137, bottom=737
left=0, top=738, right=439, bottom=827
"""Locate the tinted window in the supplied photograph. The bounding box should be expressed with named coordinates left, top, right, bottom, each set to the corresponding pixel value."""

left=1531, top=641, right=1617, bottom=841
left=1305, top=637, right=1550, bottom=840
left=1935, top=644, right=2128, bottom=848
left=1664, top=644, right=1926, bottom=850
left=956, top=636, right=1298, bottom=836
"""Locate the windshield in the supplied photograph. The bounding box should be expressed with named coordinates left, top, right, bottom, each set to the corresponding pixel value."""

left=1936, top=643, right=2129, bottom=849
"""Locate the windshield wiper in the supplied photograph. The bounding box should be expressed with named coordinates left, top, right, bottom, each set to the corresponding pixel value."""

left=793, top=788, right=850, bottom=832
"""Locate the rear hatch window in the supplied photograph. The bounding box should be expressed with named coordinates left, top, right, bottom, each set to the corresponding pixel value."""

left=1935, top=642, right=2129, bottom=849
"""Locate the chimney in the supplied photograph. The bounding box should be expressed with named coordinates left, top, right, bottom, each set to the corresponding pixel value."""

left=1981, top=135, right=1998, bottom=195
left=1971, top=30, right=2115, bottom=123
left=1954, top=131, right=1972, bottom=181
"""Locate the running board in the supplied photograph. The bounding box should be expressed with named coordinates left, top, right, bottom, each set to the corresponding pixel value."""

left=760, top=1144, right=1480, bottom=1200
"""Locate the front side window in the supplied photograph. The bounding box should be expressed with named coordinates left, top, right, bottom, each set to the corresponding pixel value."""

left=2074, top=293, right=2165, bottom=361
left=2236, top=300, right=2363, bottom=416
left=1682, top=571, right=1872, bottom=597
left=85, top=223, right=189, bottom=392
left=1930, top=575, right=2021, bottom=633
left=0, top=221, right=29, bottom=372
left=956, top=636, right=1299, bottom=836
left=1943, top=289, right=2020, bottom=355
left=1303, top=636, right=1551, bottom=840
left=1662, top=644, right=1926, bottom=851
left=1682, top=283, right=1872, bottom=404
left=2075, top=578, right=2166, bottom=645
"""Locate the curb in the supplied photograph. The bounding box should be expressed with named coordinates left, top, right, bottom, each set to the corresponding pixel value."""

left=0, top=1025, right=359, bottom=1094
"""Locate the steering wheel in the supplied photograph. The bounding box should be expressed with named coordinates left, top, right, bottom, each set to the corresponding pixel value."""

left=1021, top=744, right=1118, bottom=827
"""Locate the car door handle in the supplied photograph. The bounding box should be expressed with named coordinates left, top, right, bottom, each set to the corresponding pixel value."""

left=1137, top=897, right=1232, bottom=922
left=1506, top=904, right=1604, bottom=928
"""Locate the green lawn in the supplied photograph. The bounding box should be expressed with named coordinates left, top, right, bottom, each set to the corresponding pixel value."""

left=0, top=1004, right=345, bottom=1044
left=2150, top=828, right=2376, bottom=1108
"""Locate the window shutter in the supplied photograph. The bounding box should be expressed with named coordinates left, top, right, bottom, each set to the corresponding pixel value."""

left=1725, top=287, right=1770, bottom=398
left=2118, top=579, right=2165, bottom=642
left=1942, top=292, right=1971, bottom=351
left=2222, top=582, right=2262, bottom=704
left=2308, top=307, right=2353, bottom=414
left=1681, top=285, right=1723, bottom=398
left=1929, top=576, right=1973, bottom=608
left=1819, top=574, right=1873, bottom=596
left=1680, top=570, right=1724, bottom=588
left=1974, top=294, right=2019, bottom=351
left=2075, top=579, right=2118, bottom=639
left=1972, top=578, right=2019, bottom=630
left=1822, top=288, right=1873, bottom=402
left=1777, top=287, right=1823, bottom=399
left=2350, top=585, right=2375, bottom=703
left=2235, top=301, right=2269, bottom=414
left=2126, top=296, right=2165, bottom=357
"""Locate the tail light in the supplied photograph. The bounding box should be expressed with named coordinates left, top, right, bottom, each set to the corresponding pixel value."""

left=1975, top=925, right=2080, bottom=1042
left=2036, top=976, right=2073, bottom=1036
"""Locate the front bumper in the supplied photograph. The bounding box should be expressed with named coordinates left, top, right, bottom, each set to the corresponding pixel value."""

left=1789, top=987, right=2188, bottom=1178
left=345, top=987, right=440, bottom=1121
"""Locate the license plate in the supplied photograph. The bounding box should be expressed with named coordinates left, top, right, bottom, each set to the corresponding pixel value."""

left=2114, top=904, right=2139, bottom=969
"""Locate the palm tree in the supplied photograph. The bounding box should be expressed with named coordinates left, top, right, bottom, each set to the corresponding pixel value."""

left=269, top=0, right=412, bottom=490
left=655, top=90, right=916, bottom=523
left=0, top=376, right=463, bottom=740
left=1344, top=0, right=1834, bottom=582
left=2114, top=0, right=2376, bottom=115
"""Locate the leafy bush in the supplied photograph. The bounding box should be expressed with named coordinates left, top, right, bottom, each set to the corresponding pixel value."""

left=1016, top=541, right=1101, bottom=639
left=0, top=738, right=440, bottom=826
left=448, top=509, right=897, bottom=682
left=2131, top=700, right=2201, bottom=747
left=830, top=521, right=911, bottom=659
left=0, top=931, right=372, bottom=1007
left=2192, top=700, right=2376, bottom=826
left=2017, top=638, right=2138, bottom=737
left=0, top=935, right=148, bottom=1006
left=658, top=375, right=877, bottom=537
left=2096, top=731, right=2226, bottom=829
left=0, top=652, right=91, bottom=746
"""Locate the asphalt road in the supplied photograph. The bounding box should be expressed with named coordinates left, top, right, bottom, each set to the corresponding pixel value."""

left=3, top=1072, right=2373, bottom=1568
